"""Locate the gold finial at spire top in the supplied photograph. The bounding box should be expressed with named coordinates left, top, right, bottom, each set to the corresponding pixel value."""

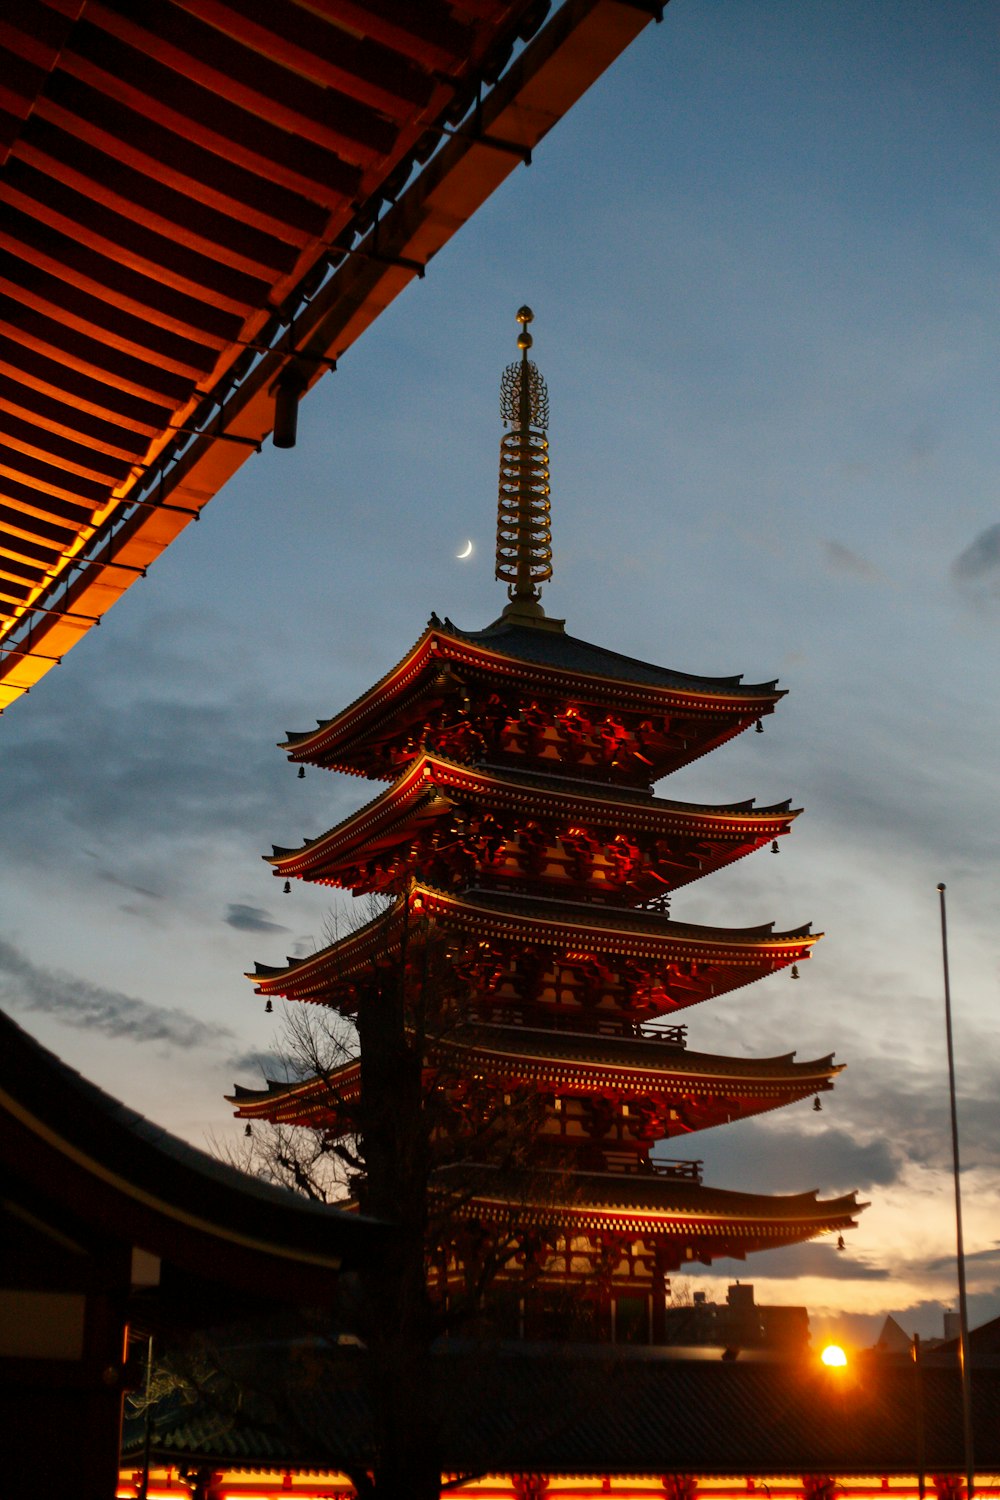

left=496, top=307, right=552, bottom=621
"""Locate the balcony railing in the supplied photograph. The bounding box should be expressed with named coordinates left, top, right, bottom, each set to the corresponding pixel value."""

left=649, top=1156, right=703, bottom=1183
left=639, top=1023, right=688, bottom=1048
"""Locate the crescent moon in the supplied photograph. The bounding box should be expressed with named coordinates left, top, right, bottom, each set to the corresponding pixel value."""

left=456, top=539, right=473, bottom=559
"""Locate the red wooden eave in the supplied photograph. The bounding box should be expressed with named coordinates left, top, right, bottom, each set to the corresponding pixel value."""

left=0, top=0, right=664, bottom=711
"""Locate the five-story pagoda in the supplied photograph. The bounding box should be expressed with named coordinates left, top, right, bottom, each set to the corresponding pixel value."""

left=232, top=309, right=863, bottom=1344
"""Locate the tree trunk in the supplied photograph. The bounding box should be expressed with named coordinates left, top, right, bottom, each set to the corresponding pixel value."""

left=357, top=959, right=441, bottom=1500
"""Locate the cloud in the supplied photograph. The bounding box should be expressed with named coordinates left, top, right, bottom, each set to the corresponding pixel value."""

left=951, top=522, right=1000, bottom=599
left=926, top=1241, right=1000, bottom=1274
left=0, top=936, right=232, bottom=1051
left=225, top=903, right=289, bottom=934
left=701, top=1122, right=901, bottom=1195
left=225, top=1047, right=298, bottom=1081
left=0, top=613, right=362, bottom=892
left=95, top=868, right=164, bottom=901
left=828, top=1054, right=1000, bottom=1177
left=686, top=1241, right=891, bottom=1284
left=822, top=540, right=881, bottom=581
left=816, top=1286, right=1000, bottom=1346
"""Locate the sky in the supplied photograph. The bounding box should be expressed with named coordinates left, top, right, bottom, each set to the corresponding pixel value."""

left=2, top=0, right=997, bottom=1348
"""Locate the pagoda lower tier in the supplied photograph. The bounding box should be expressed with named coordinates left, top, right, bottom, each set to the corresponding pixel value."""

left=280, top=615, right=786, bottom=788
left=267, top=751, right=799, bottom=906
left=418, top=1163, right=864, bottom=1340
left=229, top=1023, right=842, bottom=1165
left=250, top=882, right=817, bottom=1030
left=429, top=1164, right=864, bottom=1277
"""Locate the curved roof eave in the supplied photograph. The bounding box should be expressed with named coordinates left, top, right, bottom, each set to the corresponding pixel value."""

left=1, top=0, right=661, bottom=711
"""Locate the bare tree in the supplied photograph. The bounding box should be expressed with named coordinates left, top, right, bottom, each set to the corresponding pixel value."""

left=208, top=898, right=564, bottom=1500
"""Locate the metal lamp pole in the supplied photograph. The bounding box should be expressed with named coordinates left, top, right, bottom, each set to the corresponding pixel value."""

left=936, top=882, right=974, bottom=1498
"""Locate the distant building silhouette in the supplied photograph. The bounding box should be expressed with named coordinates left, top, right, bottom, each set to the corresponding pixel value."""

left=663, top=1282, right=810, bottom=1352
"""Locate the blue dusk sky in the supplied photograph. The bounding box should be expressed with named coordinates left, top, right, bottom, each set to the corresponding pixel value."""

left=1, top=1, right=997, bottom=1345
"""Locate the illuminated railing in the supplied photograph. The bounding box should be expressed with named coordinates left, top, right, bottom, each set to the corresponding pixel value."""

left=639, top=1023, right=688, bottom=1048
left=649, top=1156, right=703, bottom=1183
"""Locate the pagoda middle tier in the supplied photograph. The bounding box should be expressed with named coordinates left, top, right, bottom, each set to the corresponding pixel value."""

left=229, top=1020, right=843, bottom=1162
left=267, top=751, right=800, bottom=905
left=249, top=881, right=818, bottom=1030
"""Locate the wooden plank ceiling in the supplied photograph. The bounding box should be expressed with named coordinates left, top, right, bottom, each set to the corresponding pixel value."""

left=0, top=0, right=659, bottom=711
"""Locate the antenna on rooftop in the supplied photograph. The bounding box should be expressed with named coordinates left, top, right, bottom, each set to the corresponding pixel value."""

left=496, top=306, right=552, bottom=622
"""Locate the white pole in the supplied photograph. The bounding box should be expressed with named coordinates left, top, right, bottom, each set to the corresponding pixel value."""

left=937, top=882, right=975, bottom=1497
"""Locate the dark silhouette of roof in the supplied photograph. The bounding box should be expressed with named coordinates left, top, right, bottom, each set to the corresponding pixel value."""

left=122, top=1340, right=1000, bottom=1475
left=0, top=1006, right=386, bottom=1297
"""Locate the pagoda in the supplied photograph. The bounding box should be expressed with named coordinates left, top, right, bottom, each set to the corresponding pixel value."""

left=232, top=308, right=863, bottom=1344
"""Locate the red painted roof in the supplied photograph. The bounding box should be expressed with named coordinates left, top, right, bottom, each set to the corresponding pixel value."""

left=229, top=1021, right=841, bottom=1127
left=249, top=882, right=817, bottom=1013
left=432, top=1161, right=864, bottom=1237
left=284, top=618, right=785, bottom=775
left=267, top=749, right=798, bottom=892
left=0, top=1, right=659, bottom=709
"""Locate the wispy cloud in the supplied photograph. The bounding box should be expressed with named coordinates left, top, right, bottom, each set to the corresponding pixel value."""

left=702, top=1120, right=902, bottom=1196
left=97, top=870, right=164, bottom=901
left=225, top=903, right=289, bottom=934
left=684, top=1241, right=890, bottom=1284
left=0, top=616, right=361, bottom=888
left=822, top=540, right=881, bottom=582
left=0, top=937, right=231, bottom=1051
left=952, top=522, right=1000, bottom=601
left=828, top=1056, right=1000, bottom=1176
left=926, top=1242, right=1000, bottom=1274
left=225, top=1047, right=298, bottom=1080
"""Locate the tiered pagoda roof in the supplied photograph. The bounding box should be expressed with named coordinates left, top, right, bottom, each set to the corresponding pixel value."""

left=267, top=749, right=800, bottom=900
left=281, top=618, right=785, bottom=785
left=250, top=881, right=817, bottom=1019
left=235, top=308, right=863, bottom=1309
left=432, top=1164, right=862, bottom=1255
left=230, top=1022, right=842, bottom=1136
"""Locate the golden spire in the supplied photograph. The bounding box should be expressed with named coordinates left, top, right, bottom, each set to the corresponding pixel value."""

left=496, top=306, right=552, bottom=622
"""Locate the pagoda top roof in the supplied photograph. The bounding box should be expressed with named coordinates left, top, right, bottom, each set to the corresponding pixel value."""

left=441, top=616, right=782, bottom=696
left=282, top=616, right=785, bottom=768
